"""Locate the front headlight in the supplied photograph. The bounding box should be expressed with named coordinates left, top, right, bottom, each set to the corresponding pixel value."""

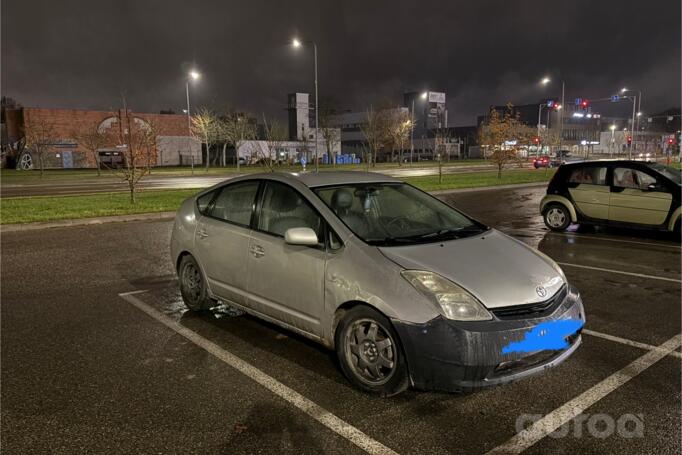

left=401, top=270, right=492, bottom=321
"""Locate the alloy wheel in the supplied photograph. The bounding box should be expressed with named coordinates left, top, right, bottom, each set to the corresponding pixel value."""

left=345, top=318, right=396, bottom=386
left=546, top=207, right=566, bottom=228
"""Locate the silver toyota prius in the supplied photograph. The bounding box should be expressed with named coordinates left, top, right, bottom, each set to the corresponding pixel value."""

left=170, top=171, right=585, bottom=396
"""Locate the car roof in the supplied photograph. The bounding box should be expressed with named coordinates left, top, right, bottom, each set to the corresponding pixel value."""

left=247, top=171, right=401, bottom=188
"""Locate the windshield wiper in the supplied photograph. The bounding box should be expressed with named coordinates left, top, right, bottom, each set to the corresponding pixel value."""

left=414, top=226, right=486, bottom=241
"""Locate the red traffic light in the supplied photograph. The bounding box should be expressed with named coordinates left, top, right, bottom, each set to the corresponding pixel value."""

left=581, top=100, right=589, bottom=109
left=668, top=138, right=675, bottom=145
left=533, top=137, right=540, bottom=144
left=627, top=136, right=632, bottom=145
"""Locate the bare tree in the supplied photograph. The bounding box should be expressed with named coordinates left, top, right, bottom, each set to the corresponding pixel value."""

left=318, top=101, right=341, bottom=167
left=219, top=112, right=257, bottom=169
left=261, top=115, right=288, bottom=171
left=385, top=109, right=412, bottom=166
left=191, top=108, right=219, bottom=171
left=71, top=119, right=109, bottom=176
left=114, top=110, right=157, bottom=203
left=361, top=107, right=386, bottom=168
left=23, top=114, right=57, bottom=177
left=478, top=104, right=534, bottom=178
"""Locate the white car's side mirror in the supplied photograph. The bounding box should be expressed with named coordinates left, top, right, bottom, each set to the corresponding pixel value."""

left=284, top=227, right=319, bottom=246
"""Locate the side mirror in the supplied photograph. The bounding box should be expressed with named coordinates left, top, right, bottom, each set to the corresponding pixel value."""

left=284, top=227, right=319, bottom=246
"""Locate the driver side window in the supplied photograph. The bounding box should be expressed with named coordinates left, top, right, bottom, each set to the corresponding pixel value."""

left=613, top=167, right=657, bottom=190
left=258, top=182, right=323, bottom=239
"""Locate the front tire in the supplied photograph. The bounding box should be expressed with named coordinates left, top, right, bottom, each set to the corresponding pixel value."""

left=178, top=255, right=214, bottom=311
left=543, top=203, right=571, bottom=231
left=335, top=306, right=409, bottom=396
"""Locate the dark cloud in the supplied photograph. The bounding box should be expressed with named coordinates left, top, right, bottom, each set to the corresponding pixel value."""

left=2, top=0, right=680, bottom=125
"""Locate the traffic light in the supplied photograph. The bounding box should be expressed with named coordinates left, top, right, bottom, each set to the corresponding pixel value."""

left=580, top=99, right=589, bottom=110
left=533, top=137, right=540, bottom=145
left=668, top=137, right=675, bottom=145
left=627, top=136, right=632, bottom=146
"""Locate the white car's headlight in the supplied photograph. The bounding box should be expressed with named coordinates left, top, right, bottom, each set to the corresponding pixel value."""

left=401, top=270, right=492, bottom=321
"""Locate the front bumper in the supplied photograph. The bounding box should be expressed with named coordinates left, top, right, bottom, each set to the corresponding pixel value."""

left=392, top=285, right=585, bottom=392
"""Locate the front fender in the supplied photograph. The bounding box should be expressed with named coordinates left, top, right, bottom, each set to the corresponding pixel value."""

left=540, top=195, right=577, bottom=223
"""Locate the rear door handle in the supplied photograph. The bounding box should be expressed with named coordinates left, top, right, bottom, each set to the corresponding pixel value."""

left=250, top=245, right=265, bottom=258
left=198, top=229, right=209, bottom=239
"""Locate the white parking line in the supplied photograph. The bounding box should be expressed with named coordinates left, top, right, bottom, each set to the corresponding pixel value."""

left=557, top=262, right=682, bottom=283
left=551, top=232, right=681, bottom=250
left=118, top=291, right=398, bottom=455
left=583, top=329, right=682, bottom=359
left=486, top=333, right=682, bottom=454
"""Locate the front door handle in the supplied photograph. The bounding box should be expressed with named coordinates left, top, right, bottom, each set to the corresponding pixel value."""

left=250, top=245, right=265, bottom=258
left=198, top=229, right=209, bottom=239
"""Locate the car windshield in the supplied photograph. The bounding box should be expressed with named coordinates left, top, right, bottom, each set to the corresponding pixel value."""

left=314, top=183, right=488, bottom=246
left=646, top=163, right=681, bottom=185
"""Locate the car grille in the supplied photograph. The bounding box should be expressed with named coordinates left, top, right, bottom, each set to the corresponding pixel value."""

left=491, top=285, right=567, bottom=320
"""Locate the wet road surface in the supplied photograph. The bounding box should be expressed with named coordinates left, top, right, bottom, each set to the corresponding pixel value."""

left=2, top=185, right=679, bottom=454
left=0, top=163, right=528, bottom=197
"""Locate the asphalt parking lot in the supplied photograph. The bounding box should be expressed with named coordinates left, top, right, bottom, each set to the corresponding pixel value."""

left=2, top=184, right=680, bottom=454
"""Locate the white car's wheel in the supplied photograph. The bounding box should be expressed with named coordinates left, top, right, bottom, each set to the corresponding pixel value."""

left=543, top=204, right=571, bottom=231
left=18, top=152, right=33, bottom=170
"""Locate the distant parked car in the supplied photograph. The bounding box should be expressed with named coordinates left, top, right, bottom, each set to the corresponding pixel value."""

left=540, top=160, right=681, bottom=232
left=533, top=155, right=551, bottom=169
left=550, top=150, right=576, bottom=168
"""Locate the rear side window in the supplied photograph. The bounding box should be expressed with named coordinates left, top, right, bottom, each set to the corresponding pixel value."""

left=208, top=181, right=260, bottom=226
left=568, top=166, right=607, bottom=185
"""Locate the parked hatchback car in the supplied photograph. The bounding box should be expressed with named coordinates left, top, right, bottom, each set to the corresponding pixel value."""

left=532, top=155, right=551, bottom=169
left=540, top=160, right=681, bottom=232
left=171, top=172, right=585, bottom=395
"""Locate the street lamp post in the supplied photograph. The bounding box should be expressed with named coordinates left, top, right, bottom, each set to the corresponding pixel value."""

left=185, top=70, right=200, bottom=175
left=292, top=38, right=319, bottom=173
left=541, top=77, right=565, bottom=149
left=609, top=124, right=616, bottom=158
left=621, top=88, right=641, bottom=153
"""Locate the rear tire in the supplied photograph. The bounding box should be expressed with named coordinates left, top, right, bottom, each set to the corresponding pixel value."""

left=178, top=255, right=214, bottom=311
left=335, top=306, right=409, bottom=397
left=543, top=203, right=571, bottom=231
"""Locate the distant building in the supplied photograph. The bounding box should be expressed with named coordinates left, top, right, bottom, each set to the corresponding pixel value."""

left=236, top=93, right=341, bottom=165
left=1, top=107, right=200, bottom=169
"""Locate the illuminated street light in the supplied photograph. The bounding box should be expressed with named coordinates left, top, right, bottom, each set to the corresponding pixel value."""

left=541, top=77, right=551, bottom=85
left=291, top=37, right=319, bottom=172
left=185, top=69, right=201, bottom=174
left=620, top=87, right=628, bottom=93
left=420, top=91, right=428, bottom=100
left=637, top=111, right=642, bottom=117
left=610, top=124, right=616, bottom=131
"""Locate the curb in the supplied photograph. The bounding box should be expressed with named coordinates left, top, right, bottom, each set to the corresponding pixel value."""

left=429, top=181, right=547, bottom=195
left=1, top=211, right=176, bottom=233
left=0, top=181, right=548, bottom=233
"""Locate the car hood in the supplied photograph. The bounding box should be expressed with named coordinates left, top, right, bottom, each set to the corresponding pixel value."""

left=378, top=229, right=564, bottom=309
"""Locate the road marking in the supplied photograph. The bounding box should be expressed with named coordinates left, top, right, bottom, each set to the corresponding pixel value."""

left=486, top=333, right=682, bottom=455
left=557, top=262, right=682, bottom=283
left=118, top=291, right=398, bottom=455
left=550, top=232, right=681, bottom=250
left=583, top=328, right=682, bottom=359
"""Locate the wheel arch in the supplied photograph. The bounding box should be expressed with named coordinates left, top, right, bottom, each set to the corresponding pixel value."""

left=668, top=206, right=681, bottom=231
left=330, top=300, right=399, bottom=350
left=540, top=195, right=578, bottom=222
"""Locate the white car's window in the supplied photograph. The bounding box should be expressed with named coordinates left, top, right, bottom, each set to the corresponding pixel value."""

left=315, top=183, right=487, bottom=246
left=258, top=182, right=323, bottom=238
left=568, top=166, right=607, bottom=185
left=209, top=181, right=259, bottom=226
left=613, top=167, right=657, bottom=190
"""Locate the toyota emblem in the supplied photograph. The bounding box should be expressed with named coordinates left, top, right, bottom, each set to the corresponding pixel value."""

left=536, top=286, right=547, bottom=298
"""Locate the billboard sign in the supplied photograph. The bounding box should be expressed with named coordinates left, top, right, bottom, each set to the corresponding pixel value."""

left=428, top=92, right=446, bottom=103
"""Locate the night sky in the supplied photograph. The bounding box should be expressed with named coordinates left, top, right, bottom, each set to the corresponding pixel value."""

left=2, top=0, right=680, bottom=125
